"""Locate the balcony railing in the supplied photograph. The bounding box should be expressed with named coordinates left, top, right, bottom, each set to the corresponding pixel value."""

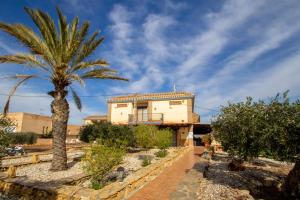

left=128, top=113, right=164, bottom=124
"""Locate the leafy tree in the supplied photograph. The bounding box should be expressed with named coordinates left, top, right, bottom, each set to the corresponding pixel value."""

left=155, top=129, right=172, bottom=150
left=79, top=123, right=135, bottom=148
left=212, top=97, right=265, bottom=160
left=82, top=142, right=125, bottom=189
left=154, top=129, right=173, bottom=158
left=134, top=124, right=157, bottom=149
left=0, top=7, right=127, bottom=170
left=212, top=92, right=300, bottom=197
left=0, top=115, right=14, bottom=167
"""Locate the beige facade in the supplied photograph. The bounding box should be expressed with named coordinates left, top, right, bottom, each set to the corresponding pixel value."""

left=7, top=112, right=52, bottom=134
left=7, top=112, right=81, bottom=138
left=107, top=92, right=200, bottom=147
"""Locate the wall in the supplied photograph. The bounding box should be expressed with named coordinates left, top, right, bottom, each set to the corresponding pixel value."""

left=152, top=100, right=189, bottom=123
left=6, top=113, right=24, bottom=132
left=110, top=103, right=133, bottom=124
left=67, top=125, right=81, bottom=138
left=21, top=113, right=52, bottom=134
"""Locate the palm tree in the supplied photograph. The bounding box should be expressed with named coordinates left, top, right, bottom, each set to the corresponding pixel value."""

left=0, top=7, right=128, bottom=171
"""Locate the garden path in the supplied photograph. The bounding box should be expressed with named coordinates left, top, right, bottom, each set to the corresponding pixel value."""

left=129, top=146, right=204, bottom=200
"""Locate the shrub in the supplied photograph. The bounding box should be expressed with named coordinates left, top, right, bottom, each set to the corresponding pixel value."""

left=10, top=132, right=38, bottom=145
left=82, top=142, right=125, bottom=189
left=154, top=129, right=173, bottom=150
left=40, top=131, right=53, bottom=138
left=79, top=123, right=135, bottom=148
left=134, top=124, right=157, bottom=149
left=155, top=149, right=168, bottom=158
left=202, top=134, right=212, bottom=145
left=0, top=115, right=14, bottom=159
left=141, top=156, right=151, bottom=166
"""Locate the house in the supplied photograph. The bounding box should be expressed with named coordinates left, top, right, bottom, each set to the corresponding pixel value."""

left=6, top=112, right=81, bottom=140
left=83, top=115, right=107, bottom=125
left=107, top=91, right=200, bottom=146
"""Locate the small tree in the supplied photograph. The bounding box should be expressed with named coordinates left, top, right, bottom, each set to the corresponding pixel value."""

left=154, top=129, right=172, bottom=157
left=82, top=141, right=125, bottom=189
left=134, top=124, right=157, bottom=149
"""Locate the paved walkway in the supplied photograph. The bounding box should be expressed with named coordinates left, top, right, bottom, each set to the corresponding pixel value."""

left=129, top=146, right=204, bottom=200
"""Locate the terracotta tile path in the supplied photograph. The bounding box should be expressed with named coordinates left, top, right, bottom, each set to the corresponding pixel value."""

left=129, top=146, right=204, bottom=200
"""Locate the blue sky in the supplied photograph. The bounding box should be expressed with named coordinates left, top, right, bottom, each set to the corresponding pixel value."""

left=1, top=0, right=300, bottom=124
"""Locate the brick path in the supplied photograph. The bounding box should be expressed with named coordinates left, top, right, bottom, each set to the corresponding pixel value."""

left=129, top=146, right=204, bottom=200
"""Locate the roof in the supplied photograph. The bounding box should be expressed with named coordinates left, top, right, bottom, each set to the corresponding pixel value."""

left=107, top=91, right=195, bottom=103
left=84, top=115, right=107, bottom=120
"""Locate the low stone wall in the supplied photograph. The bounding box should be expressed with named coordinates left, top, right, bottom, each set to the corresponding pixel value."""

left=0, top=147, right=192, bottom=200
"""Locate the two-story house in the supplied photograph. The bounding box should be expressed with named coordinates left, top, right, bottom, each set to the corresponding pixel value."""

left=106, top=91, right=200, bottom=146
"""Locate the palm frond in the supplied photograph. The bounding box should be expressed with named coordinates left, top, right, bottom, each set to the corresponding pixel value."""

left=69, top=74, right=85, bottom=87
left=0, top=22, right=54, bottom=65
left=0, top=54, right=49, bottom=72
left=73, top=31, right=104, bottom=65
left=71, top=59, right=109, bottom=72
left=81, top=68, right=129, bottom=81
left=24, top=7, right=58, bottom=57
left=3, top=75, right=35, bottom=116
left=70, top=87, right=82, bottom=111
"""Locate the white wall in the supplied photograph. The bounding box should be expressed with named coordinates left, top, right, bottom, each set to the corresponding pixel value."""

left=110, top=103, right=133, bottom=124
left=152, top=100, right=188, bottom=123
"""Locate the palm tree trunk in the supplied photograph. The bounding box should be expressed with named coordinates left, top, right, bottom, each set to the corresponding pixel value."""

left=50, top=90, right=69, bottom=171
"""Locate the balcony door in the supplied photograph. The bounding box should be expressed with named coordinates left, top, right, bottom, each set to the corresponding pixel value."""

left=137, top=107, right=148, bottom=122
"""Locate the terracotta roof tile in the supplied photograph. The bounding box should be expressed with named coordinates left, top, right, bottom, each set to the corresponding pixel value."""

left=107, top=91, right=194, bottom=103
left=84, top=115, right=107, bottom=120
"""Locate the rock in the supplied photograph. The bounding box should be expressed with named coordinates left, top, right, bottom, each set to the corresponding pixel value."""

left=228, top=159, right=245, bottom=171
left=7, top=166, right=16, bottom=178
left=31, top=154, right=40, bottom=164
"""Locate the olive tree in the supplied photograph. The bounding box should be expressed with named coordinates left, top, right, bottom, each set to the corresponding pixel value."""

left=212, top=92, right=300, bottom=197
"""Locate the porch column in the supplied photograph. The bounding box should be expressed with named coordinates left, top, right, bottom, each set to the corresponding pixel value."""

left=187, top=124, right=194, bottom=146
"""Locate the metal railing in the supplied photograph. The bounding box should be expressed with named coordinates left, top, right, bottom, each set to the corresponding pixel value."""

left=128, top=113, right=164, bottom=124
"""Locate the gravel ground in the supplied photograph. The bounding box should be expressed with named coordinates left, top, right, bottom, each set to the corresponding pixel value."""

left=16, top=161, right=83, bottom=183
left=197, top=153, right=293, bottom=200
left=11, top=148, right=177, bottom=186
left=2, top=151, right=84, bottom=166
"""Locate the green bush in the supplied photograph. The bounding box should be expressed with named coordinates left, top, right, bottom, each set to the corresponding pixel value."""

left=0, top=115, right=14, bottom=158
left=154, top=129, right=173, bottom=150
left=40, top=131, right=53, bottom=138
left=155, top=149, right=168, bottom=158
left=141, top=156, right=151, bottom=166
left=10, top=132, right=38, bottom=145
left=82, top=142, right=125, bottom=189
left=79, top=123, right=135, bottom=148
left=134, top=124, right=158, bottom=149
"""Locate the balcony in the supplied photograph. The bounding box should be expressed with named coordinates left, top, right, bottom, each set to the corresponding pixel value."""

left=128, top=113, right=164, bottom=124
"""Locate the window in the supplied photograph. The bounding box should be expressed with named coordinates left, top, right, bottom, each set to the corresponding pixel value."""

left=169, top=100, right=182, bottom=105
left=117, top=103, right=128, bottom=108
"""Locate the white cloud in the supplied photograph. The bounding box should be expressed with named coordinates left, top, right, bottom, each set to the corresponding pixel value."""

left=175, top=0, right=266, bottom=77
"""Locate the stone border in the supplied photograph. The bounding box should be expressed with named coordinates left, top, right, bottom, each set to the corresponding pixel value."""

left=0, top=147, right=192, bottom=200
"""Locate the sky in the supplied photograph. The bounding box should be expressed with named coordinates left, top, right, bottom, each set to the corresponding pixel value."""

left=0, top=0, right=300, bottom=124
